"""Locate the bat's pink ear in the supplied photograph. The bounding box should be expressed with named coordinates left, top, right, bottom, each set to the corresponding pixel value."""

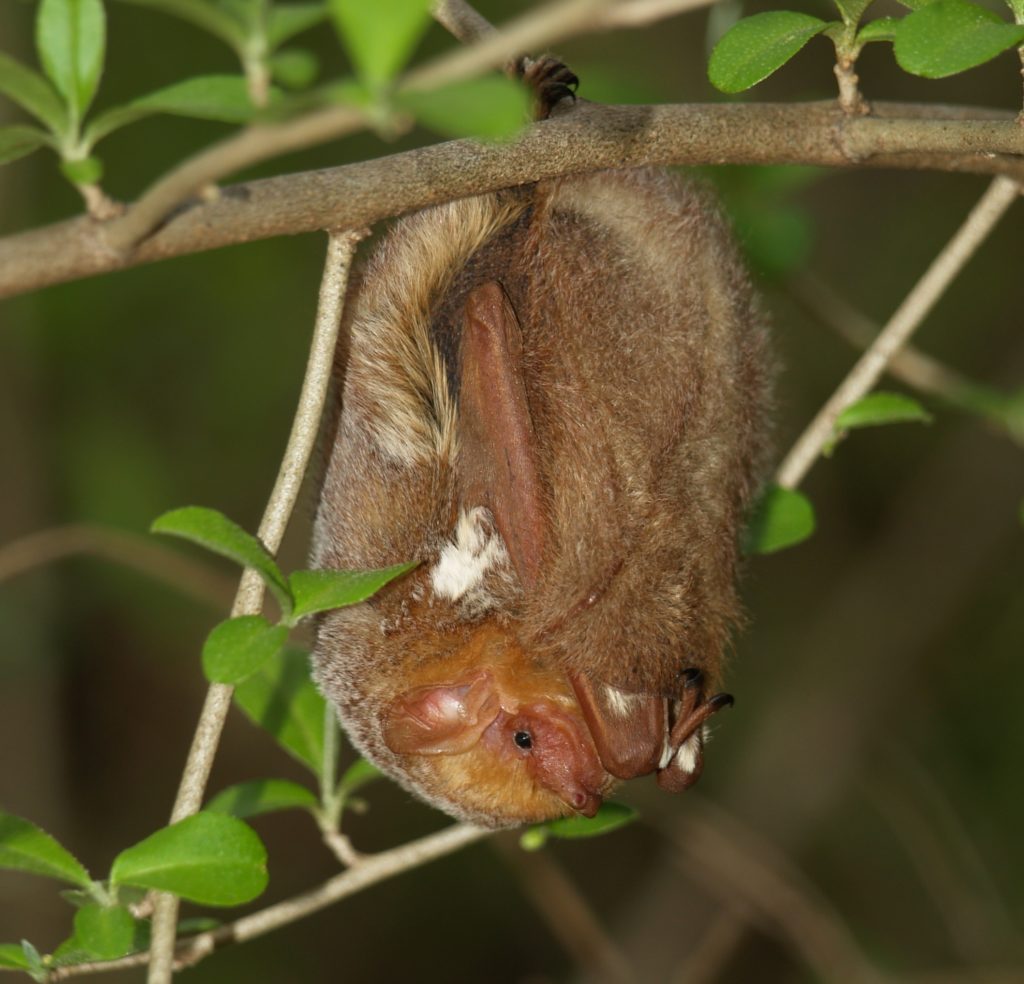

left=383, top=671, right=501, bottom=755
left=458, top=282, right=547, bottom=590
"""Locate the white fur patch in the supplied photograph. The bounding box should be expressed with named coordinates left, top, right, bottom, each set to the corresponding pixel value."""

left=430, top=508, right=508, bottom=602
left=602, top=686, right=638, bottom=718
left=659, top=725, right=706, bottom=772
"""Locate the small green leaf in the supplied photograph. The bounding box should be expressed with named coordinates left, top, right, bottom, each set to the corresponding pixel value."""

left=0, top=945, right=30, bottom=970
left=894, top=0, right=1024, bottom=77
left=115, top=0, right=247, bottom=49
left=151, top=506, right=292, bottom=615
left=832, top=392, right=932, bottom=440
left=110, top=813, right=267, bottom=906
left=206, top=778, right=318, bottom=818
left=269, top=48, right=319, bottom=90
left=234, top=646, right=325, bottom=773
left=708, top=11, right=830, bottom=93
left=72, top=904, right=135, bottom=961
left=0, top=811, right=91, bottom=887
left=201, top=615, right=288, bottom=684
left=399, top=75, right=530, bottom=141
left=177, top=917, right=219, bottom=934
left=743, top=485, right=816, bottom=555
left=36, top=0, right=106, bottom=119
left=267, top=2, right=328, bottom=47
left=59, top=154, right=102, bottom=184
left=288, top=563, right=415, bottom=622
left=0, top=52, right=69, bottom=136
left=856, top=17, right=899, bottom=42
left=338, top=758, right=382, bottom=797
left=20, top=942, right=44, bottom=982
left=520, top=802, right=637, bottom=850
left=0, top=125, right=51, bottom=166
left=330, top=0, right=433, bottom=87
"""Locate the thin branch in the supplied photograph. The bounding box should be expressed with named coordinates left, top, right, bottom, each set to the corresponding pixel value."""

left=493, top=835, right=637, bottom=984
left=2, top=101, right=1023, bottom=301
left=146, top=230, right=364, bottom=984
left=432, top=0, right=495, bottom=43
left=666, top=801, right=887, bottom=983
left=0, top=523, right=235, bottom=608
left=775, top=175, right=1020, bottom=490
left=789, top=272, right=1024, bottom=448
left=49, top=823, right=489, bottom=980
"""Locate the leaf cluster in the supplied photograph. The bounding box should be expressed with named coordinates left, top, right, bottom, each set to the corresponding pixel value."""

left=0, top=0, right=529, bottom=197
left=709, top=0, right=1024, bottom=94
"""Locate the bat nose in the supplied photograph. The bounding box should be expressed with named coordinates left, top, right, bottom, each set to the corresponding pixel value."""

left=568, top=789, right=602, bottom=817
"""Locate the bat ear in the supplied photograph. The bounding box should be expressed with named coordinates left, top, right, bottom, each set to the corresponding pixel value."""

left=458, top=282, right=547, bottom=590
left=383, top=671, right=501, bottom=755
left=569, top=673, right=666, bottom=780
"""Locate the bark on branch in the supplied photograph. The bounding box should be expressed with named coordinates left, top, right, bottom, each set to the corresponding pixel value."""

left=1, top=100, right=1020, bottom=300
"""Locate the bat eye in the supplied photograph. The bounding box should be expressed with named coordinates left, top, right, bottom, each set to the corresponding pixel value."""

left=513, top=730, right=533, bottom=750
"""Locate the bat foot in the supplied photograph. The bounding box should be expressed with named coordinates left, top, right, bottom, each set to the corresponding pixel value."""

left=518, top=56, right=579, bottom=119
left=656, top=672, right=734, bottom=793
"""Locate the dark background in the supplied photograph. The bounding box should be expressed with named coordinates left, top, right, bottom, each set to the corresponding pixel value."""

left=2, top=1, right=1022, bottom=981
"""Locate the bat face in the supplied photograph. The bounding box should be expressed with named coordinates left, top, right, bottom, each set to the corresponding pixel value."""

left=311, top=168, right=771, bottom=827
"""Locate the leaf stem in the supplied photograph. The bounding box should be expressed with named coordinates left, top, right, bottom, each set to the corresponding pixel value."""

left=145, top=229, right=364, bottom=984
left=775, top=175, right=1020, bottom=490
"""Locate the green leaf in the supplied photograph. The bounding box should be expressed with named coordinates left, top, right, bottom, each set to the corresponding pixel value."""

left=287, top=562, right=415, bottom=622
left=19, top=942, right=44, bottom=982
left=86, top=75, right=264, bottom=144
left=151, top=506, right=292, bottom=614
left=398, top=75, right=530, bottom=141
left=0, top=811, right=91, bottom=887
left=59, top=154, right=102, bottom=184
left=36, top=0, right=106, bottom=119
left=115, top=0, right=247, bottom=49
left=0, top=945, right=30, bottom=970
left=234, top=646, right=326, bottom=772
left=0, top=125, right=51, bottom=166
left=0, top=52, right=69, bottom=136
left=330, top=0, right=433, bottom=86
left=856, top=17, right=899, bottom=42
left=72, top=904, right=135, bottom=961
left=832, top=392, right=932, bottom=443
left=206, top=778, right=318, bottom=818
left=894, top=0, right=1024, bottom=77
left=743, top=485, right=816, bottom=555
left=267, top=2, right=328, bottom=47
left=338, top=758, right=382, bottom=797
left=708, top=11, right=830, bottom=93
left=110, top=813, right=267, bottom=906
left=269, top=48, right=319, bottom=90
left=520, top=802, right=637, bottom=851
left=202, top=615, right=289, bottom=684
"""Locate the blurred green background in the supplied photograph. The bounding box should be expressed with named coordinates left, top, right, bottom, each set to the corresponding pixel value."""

left=1, top=1, right=1023, bottom=981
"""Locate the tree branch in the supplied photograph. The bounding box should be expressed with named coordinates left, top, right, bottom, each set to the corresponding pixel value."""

left=775, top=175, right=1020, bottom=490
left=0, top=523, right=235, bottom=608
left=146, top=229, right=364, bottom=984
left=49, top=823, right=489, bottom=980
left=2, top=101, right=1021, bottom=302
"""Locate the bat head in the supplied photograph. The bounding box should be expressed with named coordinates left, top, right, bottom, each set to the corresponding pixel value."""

left=379, top=627, right=611, bottom=826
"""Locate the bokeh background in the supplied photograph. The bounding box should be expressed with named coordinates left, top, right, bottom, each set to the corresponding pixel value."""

left=2, top=1, right=1022, bottom=981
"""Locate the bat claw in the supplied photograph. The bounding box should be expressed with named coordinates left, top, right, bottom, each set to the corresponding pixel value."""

left=656, top=684, right=735, bottom=793
left=518, top=56, right=579, bottom=119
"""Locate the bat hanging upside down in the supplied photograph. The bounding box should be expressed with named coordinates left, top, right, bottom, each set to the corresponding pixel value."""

left=311, top=62, right=772, bottom=827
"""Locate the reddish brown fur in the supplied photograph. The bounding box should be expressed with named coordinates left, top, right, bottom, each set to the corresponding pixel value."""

left=311, top=168, right=771, bottom=826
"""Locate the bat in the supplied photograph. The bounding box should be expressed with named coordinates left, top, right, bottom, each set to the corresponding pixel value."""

left=311, top=64, right=771, bottom=827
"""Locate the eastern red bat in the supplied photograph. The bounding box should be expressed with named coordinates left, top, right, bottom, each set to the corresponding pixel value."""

left=311, top=67, right=771, bottom=827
